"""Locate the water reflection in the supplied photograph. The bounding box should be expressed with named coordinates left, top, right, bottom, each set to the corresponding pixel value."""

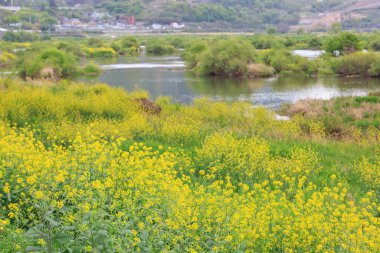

left=80, top=55, right=380, bottom=108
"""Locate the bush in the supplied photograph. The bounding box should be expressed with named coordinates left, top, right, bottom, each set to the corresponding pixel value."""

left=2, top=31, right=40, bottom=42
left=247, top=63, right=275, bottom=77
left=368, top=60, right=380, bottom=77
left=324, top=32, right=362, bottom=55
left=260, top=49, right=318, bottom=76
left=182, top=40, right=208, bottom=68
left=191, top=39, right=257, bottom=77
left=331, top=52, right=380, bottom=77
left=368, top=37, right=380, bottom=51
left=111, top=37, right=141, bottom=55
left=0, top=52, right=16, bottom=68
left=145, top=40, right=176, bottom=55
left=56, top=41, right=82, bottom=57
left=81, top=62, right=103, bottom=76
left=84, top=47, right=117, bottom=58
left=18, top=48, right=79, bottom=79
left=86, top=38, right=104, bottom=47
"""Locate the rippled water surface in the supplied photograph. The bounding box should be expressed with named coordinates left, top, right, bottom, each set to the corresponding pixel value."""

left=81, top=53, right=380, bottom=108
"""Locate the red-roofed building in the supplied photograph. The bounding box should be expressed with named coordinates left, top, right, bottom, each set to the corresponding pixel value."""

left=120, top=16, right=135, bottom=25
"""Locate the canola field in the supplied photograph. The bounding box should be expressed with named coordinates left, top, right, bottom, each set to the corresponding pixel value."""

left=0, top=80, right=379, bottom=252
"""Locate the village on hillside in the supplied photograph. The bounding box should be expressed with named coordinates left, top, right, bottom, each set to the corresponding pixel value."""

left=1, top=0, right=380, bottom=36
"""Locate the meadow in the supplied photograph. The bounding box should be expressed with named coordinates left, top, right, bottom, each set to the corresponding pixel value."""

left=0, top=78, right=379, bottom=252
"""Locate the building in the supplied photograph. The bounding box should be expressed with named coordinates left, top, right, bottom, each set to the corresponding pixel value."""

left=120, top=16, right=135, bottom=25
left=60, top=18, right=81, bottom=26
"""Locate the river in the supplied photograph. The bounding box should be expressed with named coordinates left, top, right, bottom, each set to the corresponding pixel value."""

left=80, top=53, right=380, bottom=108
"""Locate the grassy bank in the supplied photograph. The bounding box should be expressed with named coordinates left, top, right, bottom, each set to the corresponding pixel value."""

left=0, top=79, right=379, bottom=252
left=281, top=94, right=380, bottom=133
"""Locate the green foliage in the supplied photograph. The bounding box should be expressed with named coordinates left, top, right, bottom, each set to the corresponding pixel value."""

left=96, top=0, right=144, bottom=15
left=114, top=37, right=140, bottom=55
left=191, top=39, right=257, bottom=77
left=261, top=49, right=318, bottom=76
left=2, top=31, right=40, bottom=43
left=247, top=63, right=275, bottom=77
left=18, top=48, right=79, bottom=79
left=324, top=32, right=362, bottom=55
left=55, top=41, right=82, bottom=57
left=283, top=94, right=380, bottom=133
left=330, top=52, right=380, bottom=77
left=183, top=40, right=208, bottom=68
left=368, top=36, right=380, bottom=51
left=368, top=59, right=380, bottom=77
left=84, top=47, right=117, bottom=58
left=0, top=52, right=16, bottom=68
left=145, top=40, right=176, bottom=55
left=81, top=62, right=102, bottom=76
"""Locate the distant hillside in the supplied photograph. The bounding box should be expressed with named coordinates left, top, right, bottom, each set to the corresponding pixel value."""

left=291, top=0, right=380, bottom=31
left=1, top=0, right=380, bottom=31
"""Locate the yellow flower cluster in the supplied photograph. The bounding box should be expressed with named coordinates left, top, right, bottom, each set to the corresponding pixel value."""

left=0, top=122, right=378, bottom=252
left=355, top=156, right=380, bottom=190
left=0, top=81, right=378, bottom=252
left=84, top=47, right=117, bottom=57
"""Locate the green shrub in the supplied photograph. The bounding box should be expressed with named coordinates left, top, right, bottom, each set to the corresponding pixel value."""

left=2, top=31, right=40, bottom=42
left=18, top=48, right=79, bottom=79
left=247, top=63, right=275, bottom=77
left=56, top=41, right=82, bottom=57
left=324, top=32, right=362, bottom=55
left=183, top=40, right=208, bottom=68
left=86, top=38, right=105, bottom=47
left=84, top=47, right=117, bottom=58
left=82, top=62, right=103, bottom=76
left=368, top=60, right=380, bottom=77
left=146, top=40, right=176, bottom=55
left=0, top=52, right=16, bottom=68
left=368, top=37, right=380, bottom=51
left=192, top=39, right=257, bottom=77
left=331, top=52, right=380, bottom=77
left=112, top=37, right=140, bottom=55
left=261, top=49, right=318, bottom=76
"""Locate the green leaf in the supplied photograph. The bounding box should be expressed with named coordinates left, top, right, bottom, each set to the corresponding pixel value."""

left=53, top=233, right=73, bottom=243
left=25, top=246, right=42, bottom=252
left=24, top=226, right=43, bottom=238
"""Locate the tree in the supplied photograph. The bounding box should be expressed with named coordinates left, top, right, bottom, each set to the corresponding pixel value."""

left=368, top=37, right=380, bottom=51
left=192, top=39, right=257, bottom=77
left=330, top=22, right=341, bottom=34
left=40, top=16, right=58, bottom=31
left=324, top=32, right=362, bottom=55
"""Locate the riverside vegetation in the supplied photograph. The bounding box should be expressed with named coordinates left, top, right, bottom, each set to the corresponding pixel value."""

left=2, top=32, right=380, bottom=79
left=0, top=78, right=379, bottom=252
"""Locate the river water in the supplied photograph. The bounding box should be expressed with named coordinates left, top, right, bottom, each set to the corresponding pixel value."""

left=81, top=53, right=380, bottom=108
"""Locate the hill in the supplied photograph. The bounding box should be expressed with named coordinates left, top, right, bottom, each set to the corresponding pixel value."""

left=1, top=0, right=380, bottom=31
left=292, top=0, right=380, bottom=31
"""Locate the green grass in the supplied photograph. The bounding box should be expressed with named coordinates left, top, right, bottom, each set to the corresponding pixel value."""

left=268, top=138, right=379, bottom=200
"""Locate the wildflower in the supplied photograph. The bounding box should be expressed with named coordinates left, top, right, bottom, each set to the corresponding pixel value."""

left=91, top=180, right=102, bottom=189
left=3, top=183, right=10, bottom=194
left=34, top=191, right=44, bottom=200
left=37, top=239, right=46, bottom=246
left=225, top=235, right=233, bottom=242
left=56, top=200, right=64, bottom=209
